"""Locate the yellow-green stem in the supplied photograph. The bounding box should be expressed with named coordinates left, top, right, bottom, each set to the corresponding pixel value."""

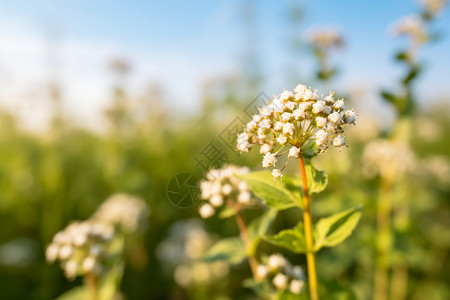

left=374, top=177, right=393, bottom=300
left=85, top=271, right=98, bottom=300
left=298, top=154, right=319, bottom=300
left=234, top=205, right=259, bottom=280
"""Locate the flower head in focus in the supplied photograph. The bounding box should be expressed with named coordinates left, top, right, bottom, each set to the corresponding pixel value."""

left=198, top=165, right=257, bottom=218
left=237, top=83, right=357, bottom=179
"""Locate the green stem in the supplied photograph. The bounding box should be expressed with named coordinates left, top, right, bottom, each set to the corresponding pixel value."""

left=298, top=153, right=319, bottom=300
left=85, top=271, right=98, bottom=300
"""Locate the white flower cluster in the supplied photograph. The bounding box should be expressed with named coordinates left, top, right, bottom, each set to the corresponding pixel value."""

left=393, top=14, right=427, bottom=43
left=156, top=220, right=229, bottom=288
left=45, top=220, right=114, bottom=280
left=93, top=193, right=150, bottom=234
left=237, top=83, right=357, bottom=179
left=257, top=254, right=305, bottom=295
left=306, top=29, right=344, bottom=50
left=362, top=139, right=416, bottom=180
left=420, top=0, right=448, bottom=16
left=198, top=165, right=255, bottom=219
left=46, top=193, right=150, bottom=280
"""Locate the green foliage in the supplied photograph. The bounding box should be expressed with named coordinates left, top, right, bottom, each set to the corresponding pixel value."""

left=247, top=209, right=278, bottom=255
left=302, top=164, right=328, bottom=194
left=314, top=207, right=362, bottom=251
left=203, top=237, right=246, bottom=265
left=264, top=222, right=307, bottom=253
left=237, top=171, right=303, bottom=210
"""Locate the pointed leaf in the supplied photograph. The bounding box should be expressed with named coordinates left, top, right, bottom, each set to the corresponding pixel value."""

left=265, top=222, right=308, bottom=253
left=314, top=206, right=362, bottom=251
left=203, top=237, right=246, bottom=265
left=304, top=164, right=328, bottom=194
left=248, top=209, right=277, bottom=254
left=237, top=171, right=303, bottom=210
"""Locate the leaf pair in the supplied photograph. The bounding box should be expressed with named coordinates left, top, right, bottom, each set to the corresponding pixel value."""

left=265, top=207, right=362, bottom=253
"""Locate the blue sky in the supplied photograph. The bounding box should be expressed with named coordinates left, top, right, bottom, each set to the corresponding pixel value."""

left=0, top=0, right=449, bottom=129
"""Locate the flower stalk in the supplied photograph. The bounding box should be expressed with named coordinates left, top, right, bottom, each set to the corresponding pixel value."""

left=234, top=204, right=259, bottom=280
left=298, top=152, right=319, bottom=300
left=85, top=271, right=98, bottom=300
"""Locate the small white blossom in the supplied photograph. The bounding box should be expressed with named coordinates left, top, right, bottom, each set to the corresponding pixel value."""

left=328, top=111, right=341, bottom=124
left=283, top=123, right=295, bottom=136
left=273, top=273, right=288, bottom=290
left=238, top=191, right=251, bottom=204
left=263, top=152, right=278, bottom=168
left=267, top=254, right=286, bottom=270
left=257, top=264, right=268, bottom=278
left=272, top=169, right=283, bottom=180
left=222, top=184, right=233, bottom=195
left=210, top=194, right=223, bottom=207
left=316, top=116, right=327, bottom=128
left=290, top=279, right=304, bottom=295
left=277, top=135, right=287, bottom=145
left=199, top=204, right=215, bottom=219
left=334, top=99, right=345, bottom=110
left=281, top=112, right=293, bottom=122
left=344, top=109, right=358, bottom=124
left=288, top=146, right=300, bottom=159
left=315, top=129, right=329, bottom=146
left=332, top=135, right=345, bottom=147
left=260, top=144, right=273, bottom=154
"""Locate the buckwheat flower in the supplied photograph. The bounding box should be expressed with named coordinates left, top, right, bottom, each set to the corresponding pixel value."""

left=93, top=193, right=150, bottom=234
left=272, top=169, right=283, bottom=181
left=334, top=99, right=345, bottom=110
left=267, top=254, right=286, bottom=270
left=290, top=265, right=305, bottom=279
left=45, top=244, right=59, bottom=263
left=260, top=119, right=272, bottom=130
left=199, top=204, right=215, bottom=219
left=393, top=14, right=427, bottom=44
left=64, top=260, right=78, bottom=279
left=277, top=135, right=288, bottom=145
left=198, top=166, right=257, bottom=218
left=273, top=273, right=288, bottom=290
left=288, top=146, right=300, bottom=159
left=237, top=83, right=357, bottom=178
left=290, top=279, right=304, bottom=294
left=263, top=152, right=277, bottom=168
left=257, top=264, right=268, bottom=278
left=328, top=111, right=341, bottom=124
left=344, top=109, right=358, bottom=124
left=420, top=0, right=448, bottom=17
left=307, top=28, right=344, bottom=50
left=210, top=194, right=224, bottom=207
left=82, top=256, right=96, bottom=272
left=332, top=135, right=345, bottom=147
left=283, top=123, right=295, bottom=135
left=316, top=116, right=327, bottom=128
left=315, top=130, right=329, bottom=146
left=59, top=245, right=74, bottom=260
left=281, top=112, right=293, bottom=122
left=260, top=144, right=272, bottom=154
left=238, top=191, right=251, bottom=204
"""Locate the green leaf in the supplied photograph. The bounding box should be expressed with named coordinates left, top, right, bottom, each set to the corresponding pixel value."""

left=279, top=290, right=310, bottom=300
left=265, top=222, right=308, bottom=253
left=237, top=171, right=303, bottom=210
left=55, top=287, right=89, bottom=300
left=203, top=236, right=246, bottom=265
left=218, top=206, right=236, bottom=219
left=304, top=164, right=328, bottom=194
left=395, top=51, right=408, bottom=62
left=402, top=65, right=422, bottom=85
left=248, top=209, right=277, bottom=254
left=381, top=90, right=398, bottom=105
left=318, top=281, right=357, bottom=300
left=314, top=206, right=362, bottom=251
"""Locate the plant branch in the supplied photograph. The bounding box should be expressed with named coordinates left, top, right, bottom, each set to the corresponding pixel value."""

left=298, top=153, right=319, bottom=300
